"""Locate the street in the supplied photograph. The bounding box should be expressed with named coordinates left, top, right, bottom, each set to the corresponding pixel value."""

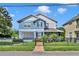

left=0, top=51, right=79, bottom=56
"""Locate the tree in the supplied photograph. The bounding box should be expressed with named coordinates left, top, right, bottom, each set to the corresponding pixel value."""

left=0, top=7, right=12, bottom=37
left=57, top=27, right=65, bottom=41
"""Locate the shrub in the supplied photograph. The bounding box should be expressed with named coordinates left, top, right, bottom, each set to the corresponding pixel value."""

left=49, top=34, right=58, bottom=42
left=13, top=39, right=23, bottom=42
left=32, top=39, right=43, bottom=42
left=0, top=34, right=11, bottom=38
left=41, top=35, right=48, bottom=42
left=57, top=36, right=64, bottom=42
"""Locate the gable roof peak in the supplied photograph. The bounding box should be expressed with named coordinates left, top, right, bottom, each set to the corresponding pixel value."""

left=63, top=13, right=79, bottom=26
left=17, top=13, right=57, bottom=23
left=36, top=13, right=47, bottom=16
left=36, top=13, right=57, bottom=23
left=17, top=14, right=37, bottom=23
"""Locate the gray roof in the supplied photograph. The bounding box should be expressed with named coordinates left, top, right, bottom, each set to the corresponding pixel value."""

left=36, top=13, right=57, bottom=23
left=33, top=18, right=46, bottom=23
left=17, top=15, right=37, bottom=23
left=17, top=13, right=57, bottom=23
left=63, top=14, right=79, bottom=26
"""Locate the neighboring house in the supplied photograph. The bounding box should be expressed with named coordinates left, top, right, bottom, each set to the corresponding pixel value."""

left=63, top=14, right=79, bottom=41
left=18, top=13, right=63, bottom=41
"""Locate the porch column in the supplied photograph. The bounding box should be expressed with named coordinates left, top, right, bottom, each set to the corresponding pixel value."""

left=43, top=32, right=44, bottom=36
left=19, top=31, right=23, bottom=39
left=34, top=32, right=36, bottom=39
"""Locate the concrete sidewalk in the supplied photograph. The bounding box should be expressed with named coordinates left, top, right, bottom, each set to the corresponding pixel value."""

left=0, top=51, right=79, bottom=56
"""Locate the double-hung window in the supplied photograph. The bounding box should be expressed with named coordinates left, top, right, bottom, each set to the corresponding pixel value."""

left=76, top=19, right=79, bottom=28
left=24, top=22, right=31, bottom=28
left=37, top=21, right=43, bottom=28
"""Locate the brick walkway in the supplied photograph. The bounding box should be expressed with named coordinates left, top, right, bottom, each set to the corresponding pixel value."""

left=33, top=42, right=44, bottom=52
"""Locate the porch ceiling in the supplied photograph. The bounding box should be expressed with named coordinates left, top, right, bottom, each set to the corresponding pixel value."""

left=44, top=28, right=63, bottom=32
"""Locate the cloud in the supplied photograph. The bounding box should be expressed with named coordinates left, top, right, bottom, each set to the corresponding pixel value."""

left=57, top=8, right=67, bottom=14
left=10, top=14, right=15, bottom=17
left=36, top=6, right=51, bottom=13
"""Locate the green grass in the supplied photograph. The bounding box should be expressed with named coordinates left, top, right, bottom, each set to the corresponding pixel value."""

left=0, top=46, right=34, bottom=51
left=0, top=42, right=35, bottom=51
left=21, top=42, right=35, bottom=46
left=44, top=42, right=79, bottom=51
left=44, top=46, right=79, bottom=51
left=44, top=42, right=79, bottom=46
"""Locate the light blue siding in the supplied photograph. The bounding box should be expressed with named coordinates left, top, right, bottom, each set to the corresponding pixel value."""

left=19, top=19, right=46, bottom=29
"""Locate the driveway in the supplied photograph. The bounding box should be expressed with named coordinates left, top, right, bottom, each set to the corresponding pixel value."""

left=0, top=51, right=79, bottom=56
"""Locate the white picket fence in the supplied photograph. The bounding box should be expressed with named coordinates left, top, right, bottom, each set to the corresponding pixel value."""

left=0, top=38, right=13, bottom=42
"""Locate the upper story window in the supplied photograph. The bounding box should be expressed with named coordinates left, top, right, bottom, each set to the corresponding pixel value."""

left=39, top=21, right=43, bottom=27
left=24, top=24, right=31, bottom=27
left=24, top=22, right=31, bottom=28
left=76, top=19, right=79, bottom=28
left=46, top=23, right=49, bottom=28
left=37, top=21, right=43, bottom=28
left=41, top=22, right=42, bottom=27
left=69, top=32, right=72, bottom=38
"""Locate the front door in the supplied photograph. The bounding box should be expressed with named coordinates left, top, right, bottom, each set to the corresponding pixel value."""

left=36, top=32, right=43, bottom=38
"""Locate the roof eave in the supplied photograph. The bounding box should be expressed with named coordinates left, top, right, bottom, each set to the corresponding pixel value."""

left=36, top=13, right=57, bottom=23
left=17, top=15, right=37, bottom=23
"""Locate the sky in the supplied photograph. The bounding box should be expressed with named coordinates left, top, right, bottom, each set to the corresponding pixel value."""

left=0, top=3, right=79, bottom=30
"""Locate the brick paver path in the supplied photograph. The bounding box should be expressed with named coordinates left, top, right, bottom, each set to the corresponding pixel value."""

left=33, top=42, right=44, bottom=52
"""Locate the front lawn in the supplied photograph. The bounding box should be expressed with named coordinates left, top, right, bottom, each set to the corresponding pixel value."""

left=21, top=42, right=35, bottom=46
left=0, top=46, right=34, bottom=51
left=0, top=42, right=35, bottom=51
left=44, top=42, right=79, bottom=51
left=44, top=42, right=79, bottom=46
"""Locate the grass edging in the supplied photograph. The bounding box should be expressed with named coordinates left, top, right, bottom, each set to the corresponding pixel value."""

left=44, top=46, right=79, bottom=51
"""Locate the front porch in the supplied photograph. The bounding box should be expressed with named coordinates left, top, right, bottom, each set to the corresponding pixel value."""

left=19, top=28, right=63, bottom=42
left=44, top=28, right=63, bottom=36
left=19, top=31, right=44, bottom=40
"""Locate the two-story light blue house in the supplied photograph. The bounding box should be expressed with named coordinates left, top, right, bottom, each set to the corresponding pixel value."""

left=18, top=13, right=62, bottom=41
